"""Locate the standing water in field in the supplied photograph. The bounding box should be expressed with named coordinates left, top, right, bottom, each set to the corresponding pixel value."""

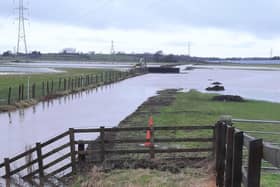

left=1, top=67, right=280, bottom=162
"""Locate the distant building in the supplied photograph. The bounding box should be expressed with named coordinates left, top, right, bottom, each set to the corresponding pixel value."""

left=61, top=48, right=77, bottom=54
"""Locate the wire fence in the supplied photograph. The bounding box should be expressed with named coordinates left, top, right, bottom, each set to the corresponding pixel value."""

left=0, top=69, right=144, bottom=106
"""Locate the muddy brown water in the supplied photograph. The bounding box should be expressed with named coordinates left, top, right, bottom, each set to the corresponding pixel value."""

left=1, top=66, right=280, bottom=181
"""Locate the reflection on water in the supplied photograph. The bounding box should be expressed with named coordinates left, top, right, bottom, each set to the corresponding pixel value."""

left=8, top=112, right=12, bottom=124
left=1, top=68, right=280, bottom=163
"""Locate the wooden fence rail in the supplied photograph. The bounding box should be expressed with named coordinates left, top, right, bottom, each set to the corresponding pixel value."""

left=0, top=125, right=214, bottom=183
left=215, top=119, right=280, bottom=187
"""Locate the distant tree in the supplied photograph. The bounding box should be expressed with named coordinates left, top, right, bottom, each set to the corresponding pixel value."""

left=163, top=54, right=178, bottom=62
left=29, top=51, right=41, bottom=58
left=153, top=50, right=164, bottom=62
left=2, top=50, right=13, bottom=57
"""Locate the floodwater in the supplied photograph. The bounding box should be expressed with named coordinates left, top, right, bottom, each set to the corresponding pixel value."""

left=1, top=66, right=280, bottom=167
left=0, top=66, right=63, bottom=74
left=209, top=59, right=280, bottom=64
left=0, top=62, right=133, bottom=74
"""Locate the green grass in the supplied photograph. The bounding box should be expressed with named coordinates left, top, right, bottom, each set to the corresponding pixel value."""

left=261, top=173, right=280, bottom=187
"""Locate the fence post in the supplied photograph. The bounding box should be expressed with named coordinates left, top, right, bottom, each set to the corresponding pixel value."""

left=32, top=84, right=36, bottom=99
left=150, top=126, right=155, bottom=159
left=8, top=87, right=12, bottom=105
left=18, top=85, right=21, bottom=101
left=59, top=78, right=62, bottom=90
left=71, top=79, right=74, bottom=91
left=21, top=84, right=24, bottom=100
left=64, top=79, right=67, bottom=91
left=36, top=142, right=44, bottom=179
left=46, top=81, right=50, bottom=96
left=100, top=126, right=105, bottom=162
left=51, top=80, right=54, bottom=93
left=95, top=75, right=98, bottom=86
left=4, top=158, right=10, bottom=178
left=216, top=122, right=227, bottom=187
left=247, top=139, right=262, bottom=187
left=42, top=82, right=45, bottom=97
left=68, top=78, right=71, bottom=90
left=231, top=131, right=244, bottom=187
left=78, top=141, right=86, bottom=162
left=225, top=126, right=234, bottom=187
left=69, top=128, right=76, bottom=174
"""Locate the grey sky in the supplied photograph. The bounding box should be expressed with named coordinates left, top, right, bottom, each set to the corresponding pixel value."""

left=1, top=0, right=280, bottom=56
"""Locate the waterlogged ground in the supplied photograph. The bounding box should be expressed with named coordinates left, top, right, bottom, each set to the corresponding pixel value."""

left=0, top=61, right=133, bottom=75
left=1, top=66, right=280, bottom=162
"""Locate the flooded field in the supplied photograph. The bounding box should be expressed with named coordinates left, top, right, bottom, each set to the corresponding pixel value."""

left=0, top=61, right=162, bottom=74
left=1, top=66, right=280, bottom=162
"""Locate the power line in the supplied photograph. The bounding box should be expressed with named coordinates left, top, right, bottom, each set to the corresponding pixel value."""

left=16, top=0, right=28, bottom=54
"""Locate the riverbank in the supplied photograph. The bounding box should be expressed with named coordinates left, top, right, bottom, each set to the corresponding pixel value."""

left=0, top=68, right=144, bottom=112
left=71, top=89, right=280, bottom=187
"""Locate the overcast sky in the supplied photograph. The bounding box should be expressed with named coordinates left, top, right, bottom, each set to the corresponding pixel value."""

left=1, top=0, right=280, bottom=57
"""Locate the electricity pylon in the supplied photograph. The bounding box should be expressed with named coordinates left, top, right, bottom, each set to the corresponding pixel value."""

left=16, top=0, right=28, bottom=54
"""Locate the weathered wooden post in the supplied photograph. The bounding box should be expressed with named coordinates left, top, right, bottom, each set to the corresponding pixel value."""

left=71, top=78, right=74, bottom=91
left=36, top=142, right=44, bottom=179
left=69, top=128, right=77, bottom=174
left=21, top=84, right=24, bottom=100
left=32, top=84, right=36, bottom=99
left=231, top=131, right=244, bottom=187
left=64, top=79, right=67, bottom=91
left=96, top=75, right=98, bottom=86
left=42, top=82, right=45, bottom=97
left=90, top=75, right=93, bottom=85
left=100, top=73, right=103, bottom=83
left=247, top=139, right=263, bottom=187
left=225, top=126, right=234, bottom=187
left=59, top=78, right=62, bottom=90
left=51, top=80, right=54, bottom=93
left=8, top=87, right=12, bottom=105
left=68, top=78, right=71, bottom=90
left=105, top=71, right=108, bottom=84
left=100, top=126, right=105, bottom=162
left=18, top=85, right=21, bottom=101
left=215, top=121, right=227, bottom=187
left=4, top=158, right=11, bottom=178
left=46, top=81, right=50, bottom=96
left=78, top=141, right=86, bottom=162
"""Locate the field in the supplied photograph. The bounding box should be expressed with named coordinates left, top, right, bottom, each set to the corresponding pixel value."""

left=72, top=90, right=280, bottom=187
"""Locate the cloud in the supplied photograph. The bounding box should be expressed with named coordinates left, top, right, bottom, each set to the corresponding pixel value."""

left=1, top=0, right=280, bottom=38
left=1, top=1, right=280, bottom=57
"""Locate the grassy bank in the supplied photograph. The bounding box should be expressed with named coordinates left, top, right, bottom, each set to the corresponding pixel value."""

left=72, top=90, right=280, bottom=187
left=0, top=68, right=117, bottom=109
left=0, top=68, right=105, bottom=88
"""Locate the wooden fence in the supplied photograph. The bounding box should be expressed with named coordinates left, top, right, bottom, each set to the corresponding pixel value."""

left=0, top=125, right=214, bottom=184
left=215, top=119, right=280, bottom=187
